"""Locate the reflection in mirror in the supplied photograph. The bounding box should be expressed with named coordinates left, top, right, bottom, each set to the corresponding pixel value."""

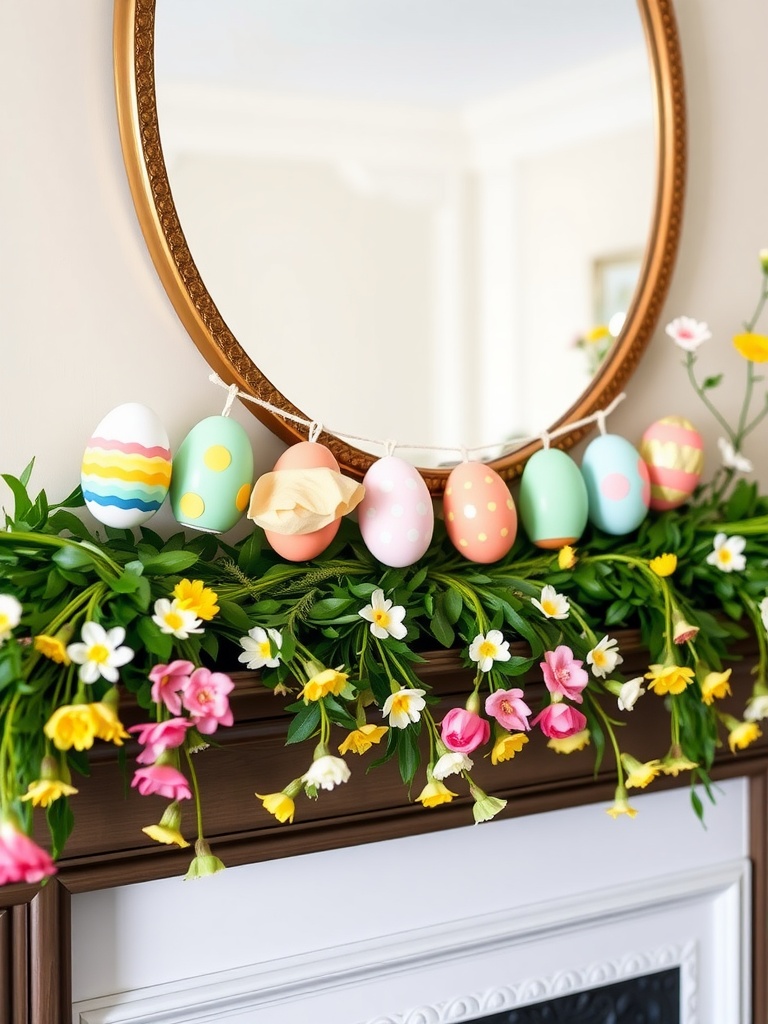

left=153, top=0, right=654, bottom=468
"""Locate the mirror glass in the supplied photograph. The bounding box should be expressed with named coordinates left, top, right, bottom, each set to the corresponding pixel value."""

left=152, top=0, right=655, bottom=469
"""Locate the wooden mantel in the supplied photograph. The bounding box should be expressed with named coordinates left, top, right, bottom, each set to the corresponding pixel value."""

left=2, top=633, right=767, bottom=1023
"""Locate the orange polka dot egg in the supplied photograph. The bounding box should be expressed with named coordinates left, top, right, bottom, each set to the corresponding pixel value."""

left=443, top=462, right=517, bottom=563
left=170, top=415, right=253, bottom=534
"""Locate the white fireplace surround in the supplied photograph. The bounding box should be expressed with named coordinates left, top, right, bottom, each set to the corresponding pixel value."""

left=71, top=778, right=751, bottom=1024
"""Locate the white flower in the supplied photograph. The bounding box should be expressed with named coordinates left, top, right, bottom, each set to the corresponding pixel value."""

left=617, top=677, right=646, bottom=712
left=531, top=585, right=570, bottom=620
left=717, top=437, right=753, bottom=473
left=0, top=594, right=22, bottom=644
left=665, top=316, right=711, bottom=352
left=238, top=626, right=283, bottom=669
left=358, top=588, right=407, bottom=640
left=302, top=754, right=350, bottom=791
left=744, top=694, right=768, bottom=722
left=152, top=598, right=205, bottom=638
left=468, top=629, right=511, bottom=672
left=586, top=635, right=624, bottom=678
left=381, top=687, right=427, bottom=729
left=760, top=597, right=768, bottom=633
left=706, top=533, right=746, bottom=573
left=66, top=621, right=134, bottom=684
left=432, top=751, right=473, bottom=780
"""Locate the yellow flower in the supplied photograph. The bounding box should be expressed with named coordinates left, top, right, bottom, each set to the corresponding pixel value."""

left=733, top=331, right=768, bottom=362
left=558, top=545, right=578, bottom=570
left=606, top=786, right=638, bottom=819
left=644, top=663, right=695, bottom=696
left=547, top=729, right=590, bottom=754
left=728, top=720, right=762, bottom=753
left=416, top=778, right=457, bottom=808
left=173, top=579, right=220, bottom=621
left=338, top=723, right=388, bottom=755
left=21, top=777, right=78, bottom=808
left=33, top=632, right=71, bottom=664
left=649, top=553, right=677, bottom=577
left=700, top=668, right=732, bottom=705
left=44, top=704, right=99, bottom=751
left=256, top=791, right=296, bottom=823
left=660, top=745, right=699, bottom=776
left=143, top=823, right=190, bottom=848
left=491, top=731, right=528, bottom=765
left=90, top=700, right=130, bottom=745
left=298, top=668, right=348, bottom=703
left=585, top=324, right=610, bottom=343
left=621, top=753, right=663, bottom=789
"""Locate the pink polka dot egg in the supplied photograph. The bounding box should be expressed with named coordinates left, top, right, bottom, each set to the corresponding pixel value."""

left=358, top=456, right=434, bottom=567
left=580, top=434, right=650, bottom=535
left=443, top=461, right=517, bottom=563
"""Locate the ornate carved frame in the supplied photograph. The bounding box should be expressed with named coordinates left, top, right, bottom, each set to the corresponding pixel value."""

left=112, top=0, right=686, bottom=494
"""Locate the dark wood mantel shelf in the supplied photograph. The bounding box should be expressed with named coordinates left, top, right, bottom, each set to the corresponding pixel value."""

left=2, top=633, right=767, bottom=1023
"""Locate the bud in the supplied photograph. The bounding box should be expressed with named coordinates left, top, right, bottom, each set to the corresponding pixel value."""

left=759, top=249, right=768, bottom=274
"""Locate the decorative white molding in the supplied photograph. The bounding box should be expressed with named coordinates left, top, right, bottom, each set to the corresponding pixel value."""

left=73, top=859, right=749, bottom=1024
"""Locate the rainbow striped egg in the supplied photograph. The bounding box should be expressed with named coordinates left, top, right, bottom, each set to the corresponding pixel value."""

left=639, top=416, right=704, bottom=511
left=81, top=403, right=172, bottom=528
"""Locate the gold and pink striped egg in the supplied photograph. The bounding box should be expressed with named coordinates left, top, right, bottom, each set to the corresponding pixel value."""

left=639, top=416, right=704, bottom=510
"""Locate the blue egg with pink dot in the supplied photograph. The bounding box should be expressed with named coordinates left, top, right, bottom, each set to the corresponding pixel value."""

left=580, top=434, right=650, bottom=535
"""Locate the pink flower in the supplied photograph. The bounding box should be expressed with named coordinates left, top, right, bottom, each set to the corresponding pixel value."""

left=129, top=718, right=194, bottom=765
left=485, top=688, right=532, bottom=732
left=0, top=818, right=57, bottom=885
left=541, top=646, right=589, bottom=703
left=440, top=707, right=490, bottom=754
left=131, top=764, right=192, bottom=800
left=532, top=703, right=588, bottom=739
left=182, top=667, right=235, bottom=734
left=149, top=660, right=194, bottom=715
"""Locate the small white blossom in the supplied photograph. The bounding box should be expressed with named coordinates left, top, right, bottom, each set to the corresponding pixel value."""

left=665, top=316, right=711, bottom=353
left=717, top=437, right=753, bottom=473
left=706, top=533, right=746, bottom=573
left=66, top=621, right=134, bottom=684
left=468, top=630, right=511, bottom=672
left=152, top=598, right=205, bottom=639
left=744, top=694, right=768, bottom=722
left=358, top=588, right=407, bottom=640
left=618, top=677, right=646, bottom=712
left=586, top=635, right=624, bottom=678
left=238, top=626, right=283, bottom=669
left=302, top=754, right=350, bottom=791
left=382, top=687, right=427, bottom=729
left=531, top=585, right=570, bottom=620
left=0, top=595, right=22, bottom=645
left=760, top=596, right=768, bottom=633
left=432, top=751, right=473, bottom=780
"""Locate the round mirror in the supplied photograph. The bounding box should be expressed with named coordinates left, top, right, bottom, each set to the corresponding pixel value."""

left=114, top=0, right=685, bottom=494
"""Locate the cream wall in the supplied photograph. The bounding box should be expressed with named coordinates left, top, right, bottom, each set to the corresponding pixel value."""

left=1, top=1, right=768, bottom=512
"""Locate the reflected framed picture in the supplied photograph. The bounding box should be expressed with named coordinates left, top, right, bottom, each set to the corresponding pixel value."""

left=593, top=251, right=643, bottom=336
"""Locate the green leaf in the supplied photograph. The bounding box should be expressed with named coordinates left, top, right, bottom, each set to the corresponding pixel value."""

left=139, top=550, right=199, bottom=575
left=46, top=509, right=94, bottom=540
left=136, top=617, right=173, bottom=660
left=1, top=473, right=33, bottom=522
left=702, top=374, right=723, bottom=390
left=217, top=600, right=254, bottom=632
left=237, top=531, right=263, bottom=574
left=46, top=797, right=75, bottom=861
left=51, top=544, right=97, bottom=570
left=286, top=702, right=321, bottom=744
left=397, top=724, right=421, bottom=785
left=309, top=597, right=355, bottom=620
left=443, top=588, right=463, bottom=624
left=429, top=606, right=454, bottom=648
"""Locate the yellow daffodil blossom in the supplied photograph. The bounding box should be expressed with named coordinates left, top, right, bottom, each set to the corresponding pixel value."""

left=172, top=579, right=220, bottom=620
left=727, top=719, right=762, bottom=753
left=606, top=785, right=638, bottom=819
left=649, top=553, right=677, bottom=577
left=558, top=545, right=578, bottom=570
left=21, top=756, right=78, bottom=807
left=491, top=731, right=528, bottom=765
left=298, top=668, right=348, bottom=703
left=90, top=696, right=131, bottom=745
left=733, top=331, right=768, bottom=363
left=338, top=723, right=388, bottom=755
left=44, top=704, right=100, bottom=751
left=416, top=777, right=457, bottom=808
left=547, top=729, right=590, bottom=755
left=699, top=668, right=732, bottom=705
left=620, top=753, right=663, bottom=789
left=142, top=801, right=190, bottom=848
left=33, top=630, right=71, bottom=664
left=256, top=791, right=296, bottom=824
left=382, top=687, right=427, bottom=728
left=660, top=745, right=699, bottom=776
left=644, top=663, right=695, bottom=696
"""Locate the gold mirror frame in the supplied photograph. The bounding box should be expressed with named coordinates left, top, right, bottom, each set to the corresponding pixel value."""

left=113, top=0, right=685, bottom=495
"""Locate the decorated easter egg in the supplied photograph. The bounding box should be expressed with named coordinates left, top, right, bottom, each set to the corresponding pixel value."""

left=170, top=416, right=253, bottom=534
left=518, top=448, right=589, bottom=549
left=358, top=456, right=434, bottom=567
left=263, top=442, right=345, bottom=561
left=639, top=415, right=704, bottom=510
left=581, top=434, right=650, bottom=535
left=443, top=462, right=517, bottom=563
left=81, top=403, right=172, bottom=529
